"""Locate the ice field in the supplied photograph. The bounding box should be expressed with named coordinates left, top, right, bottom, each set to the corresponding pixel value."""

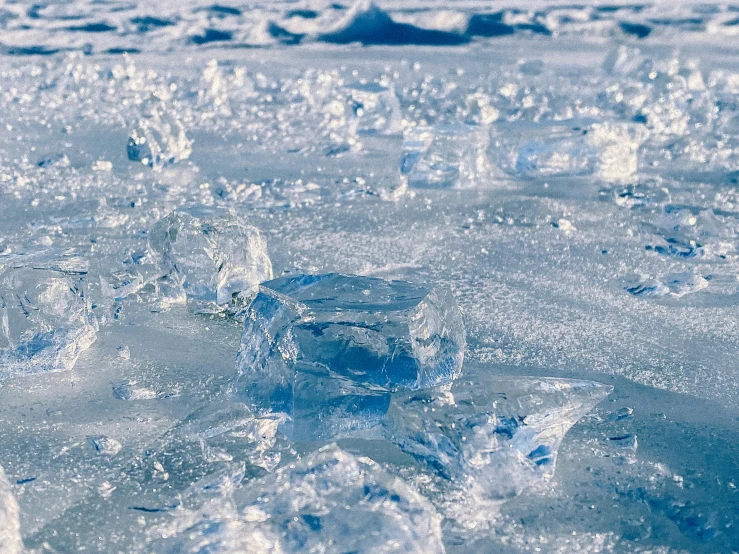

left=1, top=0, right=739, bottom=552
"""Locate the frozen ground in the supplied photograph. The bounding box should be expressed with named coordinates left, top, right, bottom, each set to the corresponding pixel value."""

left=1, top=1, right=739, bottom=552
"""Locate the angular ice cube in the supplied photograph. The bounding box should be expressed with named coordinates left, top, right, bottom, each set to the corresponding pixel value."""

left=127, top=100, right=192, bottom=170
left=400, top=124, right=491, bottom=189
left=0, top=266, right=97, bottom=379
left=148, top=206, right=273, bottom=306
left=234, top=273, right=465, bottom=441
left=0, top=465, right=22, bottom=554
left=346, top=81, right=403, bottom=135
left=383, top=375, right=610, bottom=522
left=232, top=445, right=444, bottom=554
left=488, top=120, right=645, bottom=182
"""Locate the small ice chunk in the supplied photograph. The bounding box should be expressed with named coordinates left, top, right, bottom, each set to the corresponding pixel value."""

left=148, top=206, right=273, bottom=306
left=87, top=435, right=123, bottom=456
left=626, top=272, right=709, bottom=298
left=346, top=81, right=402, bottom=135
left=112, top=382, right=158, bottom=400
left=0, top=266, right=97, bottom=379
left=234, top=273, right=465, bottom=441
left=0, top=465, right=23, bottom=554
left=383, top=375, right=610, bottom=523
left=400, top=124, right=491, bottom=189
left=489, top=120, right=645, bottom=182
left=127, top=100, right=192, bottom=170
left=233, top=445, right=444, bottom=553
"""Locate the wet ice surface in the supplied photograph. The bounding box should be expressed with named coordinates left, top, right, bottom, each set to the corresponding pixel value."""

left=1, top=1, right=739, bottom=552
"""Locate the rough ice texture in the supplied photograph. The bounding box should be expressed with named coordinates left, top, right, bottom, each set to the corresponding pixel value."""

left=0, top=465, right=23, bottom=554
left=148, top=206, right=273, bottom=306
left=234, top=273, right=465, bottom=441
left=150, top=446, right=443, bottom=553
left=127, top=99, right=192, bottom=170
left=383, top=376, right=611, bottom=524
left=0, top=266, right=98, bottom=379
left=400, top=125, right=492, bottom=189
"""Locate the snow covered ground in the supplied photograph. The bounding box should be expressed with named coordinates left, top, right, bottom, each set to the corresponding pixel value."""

left=1, top=1, right=738, bottom=552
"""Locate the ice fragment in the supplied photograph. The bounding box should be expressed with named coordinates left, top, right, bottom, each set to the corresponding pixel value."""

left=0, top=465, right=23, bottom=554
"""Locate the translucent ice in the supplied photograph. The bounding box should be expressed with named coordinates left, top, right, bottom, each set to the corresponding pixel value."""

left=127, top=99, right=192, bottom=170
left=234, top=273, right=465, bottom=441
left=346, top=81, right=403, bottom=135
left=235, top=444, right=444, bottom=554
left=383, top=375, right=611, bottom=523
left=0, top=465, right=23, bottom=554
left=625, top=272, right=709, bottom=298
left=0, top=266, right=97, bottom=379
left=488, top=121, right=646, bottom=182
left=148, top=206, right=273, bottom=307
left=400, top=125, right=492, bottom=189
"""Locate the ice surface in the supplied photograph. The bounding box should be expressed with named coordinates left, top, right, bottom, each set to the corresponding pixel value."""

left=150, top=446, right=444, bottom=553
left=0, top=465, right=23, bottom=554
left=148, top=206, right=273, bottom=307
left=234, top=273, right=465, bottom=441
left=384, top=376, right=611, bottom=524
left=0, top=266, right=97, bottom=379
left=400, top=125, right=491, bottom=189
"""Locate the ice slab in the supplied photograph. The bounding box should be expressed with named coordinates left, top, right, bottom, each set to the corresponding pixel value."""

left=234, top=273, right=465, bottom=441
left=148, top=206, right=273, bottom=307
left=0, top=266, right=97, bottom=379
left=400, top=125, right=491, bottom=189
left=346, top=81, right=403, bottom=136
left=488, top=121, right=646, bottom=183
left=0, top=465, right=23, bottom=554
left=383, top=375, right=611, bottom=524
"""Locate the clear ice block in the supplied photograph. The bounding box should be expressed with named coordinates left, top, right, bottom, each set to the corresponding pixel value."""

left=0, top=465, right=22, bottom=554
left=148, top=206, right=273, bottom=306
left=488, top=120, right=645, bottom=182
left=400, top=125, right=492, bottom=189
left=0, top=266, right=98, bottom=379
left=346, top=81, right=403, bottom=135
left=233, top=273, right=465, bottom=441
left=383, top=375, right=611, bottom=523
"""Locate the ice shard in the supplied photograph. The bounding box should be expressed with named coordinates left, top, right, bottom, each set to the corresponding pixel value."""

left=0, top=465, right=22, bottom=554
left=0, top=266, right=98, bottom=379
left=383, top=375, right=611, bottom=522
left=234, top=273, right=465, bottom=441
left=148, top=206, right=273, bottom=307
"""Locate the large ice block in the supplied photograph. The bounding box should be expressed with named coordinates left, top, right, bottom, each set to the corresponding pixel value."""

left=234, top=273, right=465, bottom=441
left=383, top=375, right=611, bottom=522
left=0, top=266, right=98, bottom=379
left=400, top=125, right=492, bottom=189
left=148, top=206, right=273, bottom=306
left=0, top=465, right=22, bottom=554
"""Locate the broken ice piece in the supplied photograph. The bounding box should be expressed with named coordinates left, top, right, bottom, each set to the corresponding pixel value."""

left=0, top=465, right=22, bottom=554
left=230, top=445, right=444, bottom=554
left=625, top=272, right=709, bottom=298
left=0, top=266, right=97, bottom=379
left=488, top=120, right=645, bottom=183
left=346, top=81, right=402, bottom=135
left=234, top=273, right=466, bottom=441
left=383, top=375, right=610, bottom=523
left=112, top=382, right=158, bottom=400
left=148, top=206, right=273, bottom=306
left=127, top=101, right=192, bottom=170
left=400, top=124, right=491, bottom=189
left=87, top=435, right=122, bottom=456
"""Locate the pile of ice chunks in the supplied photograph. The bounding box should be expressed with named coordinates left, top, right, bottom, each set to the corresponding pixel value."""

left=146, top=206, right=273, bottom=310
left=234, top=273, right=466, bottom=440
left=229, top=270, right=610, bottom=531
left=0, top=265, right=97, bottom=379
left=0, top=465, right=22, bottom=554
left=149, top=445, right=445, bottom=554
